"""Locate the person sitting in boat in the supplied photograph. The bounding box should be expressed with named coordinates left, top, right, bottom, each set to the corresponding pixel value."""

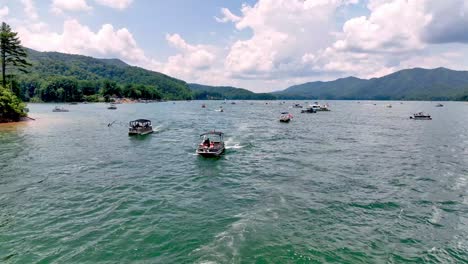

left=203, top=138, right=210, bottom=147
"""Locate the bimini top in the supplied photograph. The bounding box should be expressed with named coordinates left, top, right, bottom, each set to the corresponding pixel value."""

left=129, top=119, right=152, bottom=125
left=200, top=131, right=224, bottom=136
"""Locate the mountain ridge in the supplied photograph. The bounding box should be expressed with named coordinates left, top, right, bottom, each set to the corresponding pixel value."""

left=275, top=67, right=468, bottom=100
left=15, top=48, right=468, bottom=101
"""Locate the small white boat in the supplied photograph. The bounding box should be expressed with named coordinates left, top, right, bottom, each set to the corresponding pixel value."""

left=309, top=102, right=331, bottom=111
left=52, top=106, right=69, bottom=112
left=386, top=104, right=392, bottom=108
left=128, top=119, right=153, bottom=135
left=279, top=112, right=293, bottom=122
left=435, top=103, right=444, bottom=107
left=108, top=104, right=117, bottom=110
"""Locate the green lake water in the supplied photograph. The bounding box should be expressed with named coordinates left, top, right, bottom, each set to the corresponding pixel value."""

left=0, top=101, right=467, bottom=263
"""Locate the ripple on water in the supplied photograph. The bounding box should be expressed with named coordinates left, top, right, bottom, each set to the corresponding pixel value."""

left=1, top=101, right=468, bottom=263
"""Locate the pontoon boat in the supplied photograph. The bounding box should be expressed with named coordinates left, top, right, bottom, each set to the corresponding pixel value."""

left=410, top=112, right=432, bottom=120
left=196, top=131, right=225, bottom=157
left=128, top=119, right=153, bottom=135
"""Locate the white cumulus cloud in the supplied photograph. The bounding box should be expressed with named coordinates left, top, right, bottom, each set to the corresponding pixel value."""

left=215, top=8, right=241, bottom=23
left=0, top=6, right=8, bottom=20
left=51, top=0, right=92, bottom=14
left=17, top=19, right=149, bottom=67
left=20, top=0, right=38, bottom=20
left=94, top=0, right=133, bottom=10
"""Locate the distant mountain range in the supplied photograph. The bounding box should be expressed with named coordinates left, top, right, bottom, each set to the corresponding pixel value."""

left=189, top=83, right=276, bottom=100
left=17, top=48, right=468, bottom=101
left=274, top=68, right=468, bottom=101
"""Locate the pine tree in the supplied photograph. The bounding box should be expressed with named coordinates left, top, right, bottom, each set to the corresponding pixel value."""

left=0, top=22, right=31, bottom=87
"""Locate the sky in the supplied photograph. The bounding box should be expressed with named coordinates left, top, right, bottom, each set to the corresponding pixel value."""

left=1, top=0, right=468, bottom=92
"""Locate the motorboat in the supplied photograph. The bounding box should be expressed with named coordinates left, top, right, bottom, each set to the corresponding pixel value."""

left=320, top=103, right=331, bottom=111
left=52, top=106, right=69, bottom=112
left=301, top=107, right=317, bottom=113
left=215, top=106, right=224, bottom=112
left=279, top=112, right=293, bottom=122
left=386, top=104, right=392, bottom=108
left=196, top=131, right=225, bottom=157
left=435, top=103, right=444, bottom=107
left=108, top=104, right=117, bottom=110
left=128, top=119, right=153, bottom=135
left=309, top=102, right=331, bottom=111
left=202, top=104, right=206, bottom=108
left=231, top=102, right=236, bottom=105
left=410, top=112, right=432, bottom=120
left=292, top=103, right=303, bottom=108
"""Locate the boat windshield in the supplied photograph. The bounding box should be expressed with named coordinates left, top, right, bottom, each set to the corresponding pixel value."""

left=200, top=133, right=223, bottom=142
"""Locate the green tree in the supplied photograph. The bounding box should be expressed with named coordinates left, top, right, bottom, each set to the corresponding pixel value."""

left=0, top=22, right=31, bottom=87
left=0, top=86, right=26, bottom=122
left=100, top=80, right=121, bottom=97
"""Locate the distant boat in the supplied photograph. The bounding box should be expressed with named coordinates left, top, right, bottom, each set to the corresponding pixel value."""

left=108, top=104, right=117, bottom=110
left=215, top=106, right=224, bottom=112
left=435, top=103, right=444, bottom=107
left=292, top=103, right=303, bottom=108
left=301, top=107, right=317, bottom=113
left=231, top=102, right=236, bottom=105
left=69, top=102, right=78, bottom=105
left=196, top=131, right=225, bottom=157
left=52, top=106, right=69, bottom=112
left=410, top=112, right=432, bottom=120
left=309, top=102, right=331, bottom=111
left=279, top=112, right=293, bottom=122
left=201, top=104, right=206, bottom=108
left=128, top=119, right=153, bottom=135
left=386, top=104, right=392, bottom=108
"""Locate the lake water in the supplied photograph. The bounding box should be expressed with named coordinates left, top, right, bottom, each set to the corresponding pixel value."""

left=0, top=101, right=467, bottom=263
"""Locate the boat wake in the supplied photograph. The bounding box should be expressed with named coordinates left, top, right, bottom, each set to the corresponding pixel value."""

left=224, top=138, right=246, bottom=150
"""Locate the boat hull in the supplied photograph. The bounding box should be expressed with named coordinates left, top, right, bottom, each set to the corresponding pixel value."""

left=410, top=117, right=432, bottom=120
left=197, top=148, right=225, bottom=157
left=128, top=130, right=153, bottom=136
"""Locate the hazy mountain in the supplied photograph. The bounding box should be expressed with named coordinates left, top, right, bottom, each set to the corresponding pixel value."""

left=275, top=68, right=468, bottom=100
left=189, top=83, right=276, bottom=100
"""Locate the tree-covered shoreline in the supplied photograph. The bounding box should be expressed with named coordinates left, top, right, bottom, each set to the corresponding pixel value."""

left=0, top=22, right=29, bottom=122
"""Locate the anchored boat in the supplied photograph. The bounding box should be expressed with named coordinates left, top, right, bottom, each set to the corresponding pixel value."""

left=292, top=103, right=303, bottom=108
left=196, top=131, right=225, bottom=157
left=128, top=119, right=153, bottom=135
left=309, top=102, right=330, bottom=111
left=301, top=107, right=317, bottom=113
left=52, top=106, right=69, bottom=112
left=410, top=112, right=432, bottom=120
left=279, top=112, right=293, bottom=122
left=108, top=104, right=117, bottom=110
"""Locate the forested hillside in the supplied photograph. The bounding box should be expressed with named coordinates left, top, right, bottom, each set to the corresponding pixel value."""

left=275, top=68, right=468, bottom=101
left=15, top=48, right=192, bottom=102
left=189, top=84, right=276, bottom=100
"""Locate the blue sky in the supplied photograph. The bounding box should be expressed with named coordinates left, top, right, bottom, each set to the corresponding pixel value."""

left=1, top=0, right=468, bottom=92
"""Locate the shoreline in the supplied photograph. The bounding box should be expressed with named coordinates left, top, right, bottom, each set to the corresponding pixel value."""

left=0, top=116, right=35, bottom=124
